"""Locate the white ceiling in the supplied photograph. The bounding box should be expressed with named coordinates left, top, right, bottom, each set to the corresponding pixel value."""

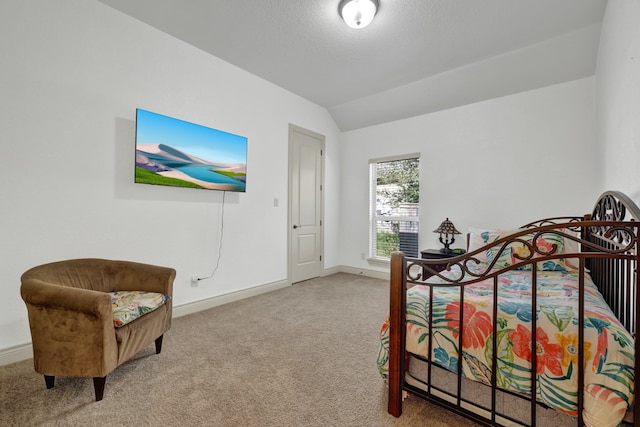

left=98, top=0, right=608, bottom=131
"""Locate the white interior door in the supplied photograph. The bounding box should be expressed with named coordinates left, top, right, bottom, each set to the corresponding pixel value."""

left=289, top=125, right=324, bottom=284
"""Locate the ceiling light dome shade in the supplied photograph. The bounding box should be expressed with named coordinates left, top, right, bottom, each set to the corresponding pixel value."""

left=339, top=0, right=379, bottom=29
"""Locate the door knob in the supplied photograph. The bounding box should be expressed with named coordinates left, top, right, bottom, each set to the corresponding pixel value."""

left=293, top=225, right=299, bottom=229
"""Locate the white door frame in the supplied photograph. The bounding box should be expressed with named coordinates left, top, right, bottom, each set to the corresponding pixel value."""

left=288, top=124, right=325, bottom=283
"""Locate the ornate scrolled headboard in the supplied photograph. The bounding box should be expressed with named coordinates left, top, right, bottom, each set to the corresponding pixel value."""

left=585, top=191, right=640, bottom=335
left=591, top=190, right=640, bottom=223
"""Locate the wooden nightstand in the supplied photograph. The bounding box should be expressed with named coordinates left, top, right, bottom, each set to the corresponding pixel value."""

left=420, top=249, right=466, bottom=279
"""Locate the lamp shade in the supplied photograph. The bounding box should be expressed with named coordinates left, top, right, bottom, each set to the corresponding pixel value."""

left=339, top=0, right=379, bottom=29
left=433, top=218, right=461, bottom=236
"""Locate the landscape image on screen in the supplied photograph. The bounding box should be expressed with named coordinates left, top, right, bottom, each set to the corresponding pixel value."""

left=135, top=108, right=247, bottom=192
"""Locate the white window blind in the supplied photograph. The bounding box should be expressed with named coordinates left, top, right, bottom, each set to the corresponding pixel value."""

left=369, top=154, right=420, bottom=260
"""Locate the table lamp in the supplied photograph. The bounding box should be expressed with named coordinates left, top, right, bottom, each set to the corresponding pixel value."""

left=433, top=218, right=461, bottom=254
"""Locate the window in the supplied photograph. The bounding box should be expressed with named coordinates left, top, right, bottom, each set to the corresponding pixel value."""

left=369, top=154, right=420, bottom=261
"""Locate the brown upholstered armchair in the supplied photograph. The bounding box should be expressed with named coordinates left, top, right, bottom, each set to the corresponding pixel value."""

left=20, top=258, right=175, bottom=401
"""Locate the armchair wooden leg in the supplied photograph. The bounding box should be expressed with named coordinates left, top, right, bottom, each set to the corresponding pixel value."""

left=155, top=335, right=164, bottom=354
left=44, top=375, right=55, bottom=389
left=93, top=376, right=106, bottom=401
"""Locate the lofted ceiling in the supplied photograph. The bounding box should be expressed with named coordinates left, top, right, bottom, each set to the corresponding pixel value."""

left=98, top=0, right=608, bottom=131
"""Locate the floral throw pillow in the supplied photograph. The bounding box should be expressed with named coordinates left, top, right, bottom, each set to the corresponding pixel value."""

left=110, top=291, right=170, bottom=328
left=468, top=227, right=571, bottom=272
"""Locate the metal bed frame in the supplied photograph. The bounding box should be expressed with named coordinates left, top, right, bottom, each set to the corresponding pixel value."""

left=387, top=191, right=640, bottom=426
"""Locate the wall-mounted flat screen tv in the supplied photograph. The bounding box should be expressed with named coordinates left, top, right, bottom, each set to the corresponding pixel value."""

left=135, top=108, right=247, bottom=192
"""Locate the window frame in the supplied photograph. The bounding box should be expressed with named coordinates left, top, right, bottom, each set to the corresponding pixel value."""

left=368, top=153, right=420, bottom=266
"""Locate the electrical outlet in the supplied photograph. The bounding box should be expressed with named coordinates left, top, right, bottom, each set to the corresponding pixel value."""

left=190, top=276, right=199, bottom=287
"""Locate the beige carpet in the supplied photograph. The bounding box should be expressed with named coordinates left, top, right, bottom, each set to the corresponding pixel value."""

left=1, top=273, right=477, bottom=426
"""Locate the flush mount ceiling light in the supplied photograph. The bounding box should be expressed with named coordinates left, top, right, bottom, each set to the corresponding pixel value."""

left=338, top=0, right=379, bottom=29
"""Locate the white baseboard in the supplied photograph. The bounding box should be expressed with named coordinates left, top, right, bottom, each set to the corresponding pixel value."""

left=1, top=271, right=386, bottom=366
left=322, top=265, right=342, bottom=276
left=0, top=279, right=291, bottom=367
left=172, top=279, right=290, bottom=318
left=335, top=265, right=389, bottom=280
left=0, top=343, right=33, bottom=367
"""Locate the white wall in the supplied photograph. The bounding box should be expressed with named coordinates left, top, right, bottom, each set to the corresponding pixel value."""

left=339, top=78, right=599, bottom=272
left=3, top=0, right=627, bottom=357
left=596, top=0, right=640, bottom=200
left=0, top=0, right=341, bottom=350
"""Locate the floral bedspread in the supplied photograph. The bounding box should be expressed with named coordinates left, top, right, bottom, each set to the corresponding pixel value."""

left=377, top=269, right=634, bottom=427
